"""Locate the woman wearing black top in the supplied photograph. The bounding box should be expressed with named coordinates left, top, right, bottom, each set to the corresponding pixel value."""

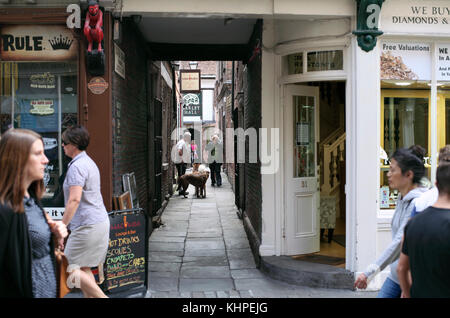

left=0, top=129, right=68, bottom=298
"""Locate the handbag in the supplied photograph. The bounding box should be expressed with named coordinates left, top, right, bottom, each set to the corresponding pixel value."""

left=55, top=248, right=70, bottom=298
left=43, top=211, right=71, bottom=298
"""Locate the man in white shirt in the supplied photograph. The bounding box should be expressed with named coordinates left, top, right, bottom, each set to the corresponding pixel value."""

left=411, top=145, right=450, bottom=217
left=175, top=131, right=191, bottom=195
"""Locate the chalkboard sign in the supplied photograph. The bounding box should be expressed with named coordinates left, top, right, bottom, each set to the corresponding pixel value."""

left=104, top=211, right=146, bottom=293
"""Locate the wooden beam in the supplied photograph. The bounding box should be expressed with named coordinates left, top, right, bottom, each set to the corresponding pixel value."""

left=147, top=42, right=250, bottom=61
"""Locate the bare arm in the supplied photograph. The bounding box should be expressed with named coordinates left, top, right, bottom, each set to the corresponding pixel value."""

left=397, top=251, right=411, bottom=298
left=62, top=185, right=83, bottom=226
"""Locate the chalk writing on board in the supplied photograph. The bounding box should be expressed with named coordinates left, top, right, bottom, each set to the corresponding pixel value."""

left=105, top=212, right=146, bottom=292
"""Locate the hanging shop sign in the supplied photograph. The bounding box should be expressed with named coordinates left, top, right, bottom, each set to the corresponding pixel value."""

left=0, top=25, right=77, bottom=61
left=381, top=0, right=450, bottom=34
left=380, top=42, right=431, bottom=80
left=182, top=92, right=202, bottom=117
left=353, top=0, right=385, bottom=52
left=88, top=76, right=109, bottom=94
left=180, top=70, right=201, bottom=92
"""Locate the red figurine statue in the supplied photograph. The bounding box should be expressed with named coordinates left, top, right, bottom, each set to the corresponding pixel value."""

left=84, top=0, right=103, bottom=52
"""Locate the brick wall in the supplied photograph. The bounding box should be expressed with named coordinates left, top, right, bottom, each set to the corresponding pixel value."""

left=161, top=63, right=176, bottom=201
left=243, top=21, right=262, bottom=260
left=111, top=19, right=150, bottom=215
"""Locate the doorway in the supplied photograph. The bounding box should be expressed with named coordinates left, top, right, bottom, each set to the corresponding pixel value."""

left=285, top=81, right=346, bottom=267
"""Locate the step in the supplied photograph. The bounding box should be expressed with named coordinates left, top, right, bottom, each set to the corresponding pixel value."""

left=260, top=256, right=354, bottom=290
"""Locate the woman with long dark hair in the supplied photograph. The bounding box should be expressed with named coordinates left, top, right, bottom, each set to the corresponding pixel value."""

left=0, top=129, right=68, bottom=298
left=354, top=145, right=428, bottom=298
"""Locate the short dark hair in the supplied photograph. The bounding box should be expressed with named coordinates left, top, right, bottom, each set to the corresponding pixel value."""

left=391, top=145, right=425, bottom=185
left=436, top=162, right=450, bottom=196
left=439, top=145, right=450, bottom=164
left=62, top=125, right=90, bottom=151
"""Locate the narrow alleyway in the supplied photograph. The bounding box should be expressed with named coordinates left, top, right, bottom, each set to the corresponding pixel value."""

left=147, top=170, right=377, bottom=298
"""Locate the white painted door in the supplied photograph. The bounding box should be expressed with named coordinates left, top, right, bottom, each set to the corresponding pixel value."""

left=284, top=85, right=320, bottom=255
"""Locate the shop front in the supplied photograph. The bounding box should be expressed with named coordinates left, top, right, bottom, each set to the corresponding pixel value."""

left=0, top=7, right=113, bottom=215
left=260, top=0, right=450, bottom=290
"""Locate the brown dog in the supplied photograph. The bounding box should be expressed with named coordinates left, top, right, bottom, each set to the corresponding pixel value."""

left=177, top=171, right=210, bottom=198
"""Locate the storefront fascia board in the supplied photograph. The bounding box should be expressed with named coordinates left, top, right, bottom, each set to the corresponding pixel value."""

left=274, top=0, right=354, bottom=17
left=121, top=0, right=354, bottom=18
left=122, top=0, right=274, bottom=17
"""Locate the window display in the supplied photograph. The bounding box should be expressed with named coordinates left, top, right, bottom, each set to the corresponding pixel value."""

left=0, top=61, right=78, bottom=208
left=378, top=40, right=450, bottom=210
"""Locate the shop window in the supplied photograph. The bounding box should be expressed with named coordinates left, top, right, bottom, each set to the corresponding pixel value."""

left=380, top=85, right=431, bottom=209
left=0, top=61, right=78, bottom=208
left=287, top=53, right=303, bottom=75
left=437, top=83, right=450, bottom=147
left=307, top=50, right=343, bottom=72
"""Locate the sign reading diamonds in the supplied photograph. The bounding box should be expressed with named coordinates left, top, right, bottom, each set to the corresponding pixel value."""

left=0, top=25, right=77, bottom=61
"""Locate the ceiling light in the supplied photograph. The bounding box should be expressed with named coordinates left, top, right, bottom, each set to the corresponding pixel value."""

left=394, top=82, right=412, bottom=86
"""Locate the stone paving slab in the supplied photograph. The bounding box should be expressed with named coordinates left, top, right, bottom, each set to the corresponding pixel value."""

left=148, top=242, right=185, bottom=252
left=148, top=261, right=181, bottom=271
left=187, top=231, right=223, bottom=238
left=149, top=235, right=185, bottom=243
left=184, top=249, right=227, bottom=257
left=180, top=266, right=231, bottom=279
left=187, top=226, right=223, bottom=233
left=182, top=256, right=228, bottom=266
left=151, top=229, right=187, bottom=237
left=185, top=238, right=225, bottom=250
left=227, top=249, right=257, bottom=270
left=149, top=251, right=184, bottom=263
left=179, top=278, right=234, bottom=292
left=224, top=237, right=251, bottom=250
left=231, top=269, right=266, bottom=279
left=149, top=270, right=179, bottom=278
left=161, top=214, right=190, bottom=221
left=148, top=277, right=179, bottom=292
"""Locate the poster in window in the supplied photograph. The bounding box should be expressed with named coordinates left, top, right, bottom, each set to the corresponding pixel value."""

left=437, top=44, right=450, bottom=81
left=380, top=42, right=431, bottom=81
left=296, top=122, right=310, bottom=145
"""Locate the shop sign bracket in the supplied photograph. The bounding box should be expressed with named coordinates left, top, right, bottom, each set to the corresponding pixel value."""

left=352, top=0, right=385, bottom=52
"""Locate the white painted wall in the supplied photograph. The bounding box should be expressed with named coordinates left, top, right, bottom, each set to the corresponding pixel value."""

left=122, top=0, right=354, bottom=18
left=275, top=19, right=351, bottom=44
left=260, top=18, right=280, bottom=256
left=350, top=37, right=381, bottom=288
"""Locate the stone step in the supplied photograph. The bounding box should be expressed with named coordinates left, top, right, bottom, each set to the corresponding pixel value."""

left=260, top=256, right=354, bottom=290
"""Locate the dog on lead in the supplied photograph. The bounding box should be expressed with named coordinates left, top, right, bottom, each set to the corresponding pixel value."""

left=177, top=171, right=210, bottom=198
